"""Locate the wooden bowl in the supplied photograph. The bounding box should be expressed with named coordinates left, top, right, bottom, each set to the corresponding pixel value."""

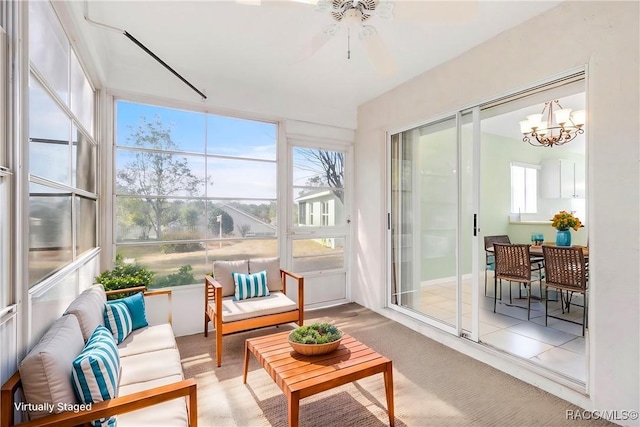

left=288, top=332, right=342, bottom=356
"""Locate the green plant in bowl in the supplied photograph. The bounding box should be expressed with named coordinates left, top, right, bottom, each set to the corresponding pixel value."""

left=288, top=322, right=343, bottom=356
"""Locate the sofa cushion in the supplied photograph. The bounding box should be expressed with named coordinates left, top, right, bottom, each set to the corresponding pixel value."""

left=233, top=270, right=270, bottom=300
left=104, top=301, right=133, bottom=344
left=214, top=259, right=249, bottom=297
left=19, top=314, right=85, bottom=420
left=71, top=326, right=120, bottom=427
left=216, top=291, right=298, bottom=323
left=117, top=374, right=188, bottom=427
left=64, top=284, right=107, bottom=342
left=249, top=257, right=282, bottom=291
left=117, top=323, right=177, bottom=358
left=118, top=348, right=183, bottom=386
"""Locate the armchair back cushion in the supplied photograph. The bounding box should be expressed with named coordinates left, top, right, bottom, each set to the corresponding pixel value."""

left=249, top=257, right=282, bottom=291
left=214, top=259, right=249, bottom=297
left=64, top=284, right=107, bottom=342
left=19, top=314, right=85, bottom=420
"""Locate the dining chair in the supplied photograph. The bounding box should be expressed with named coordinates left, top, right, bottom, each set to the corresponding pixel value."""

left=541, top=245, right=588, bottom=336
left=484, top=235, right=544, bottom=298
left=493, top=243, right=539, bottom=320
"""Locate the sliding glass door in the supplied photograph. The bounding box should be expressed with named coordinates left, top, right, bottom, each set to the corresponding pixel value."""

left=389, top=111, right=480, bottom=338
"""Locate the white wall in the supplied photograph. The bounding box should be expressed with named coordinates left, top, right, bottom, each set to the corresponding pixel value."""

left=354, top=1, right=639, bottom=421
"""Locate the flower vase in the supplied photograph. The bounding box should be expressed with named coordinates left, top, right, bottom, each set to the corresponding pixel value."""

left=555, top=229, right=572, bottom=247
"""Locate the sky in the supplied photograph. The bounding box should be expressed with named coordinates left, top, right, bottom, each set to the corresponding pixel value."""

left=28, top=96, right=342, bottom=201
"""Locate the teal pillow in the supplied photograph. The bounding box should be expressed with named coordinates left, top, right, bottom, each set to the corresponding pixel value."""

left=71, top=325, right=119, bottom=427
left=232, top=270, right=269, bottom=300
left=119, top=292, right=148, bottom=330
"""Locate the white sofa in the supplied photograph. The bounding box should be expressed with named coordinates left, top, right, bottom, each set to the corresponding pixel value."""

left=1, top=285, right=197, bottom=427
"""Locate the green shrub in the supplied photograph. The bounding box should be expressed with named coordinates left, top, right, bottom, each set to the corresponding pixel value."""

left=154, top=265, right=195, bottom=288
left=160, top=231, right=203, bottom=254
left=96, top=254, right=155, bottom=299
left=289, top=322, right=342, bottom=345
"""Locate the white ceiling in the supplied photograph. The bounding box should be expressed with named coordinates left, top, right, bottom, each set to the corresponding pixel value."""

left=62, top=1, right=564, bottom=128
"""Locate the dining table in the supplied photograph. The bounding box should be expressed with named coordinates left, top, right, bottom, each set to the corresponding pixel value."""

left=528, top=244, right=589, bottom=258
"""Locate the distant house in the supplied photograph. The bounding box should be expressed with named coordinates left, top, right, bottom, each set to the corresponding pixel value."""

left=295, top=190, right=344, bottom=249
left=220, top=204, right=276, bottom=237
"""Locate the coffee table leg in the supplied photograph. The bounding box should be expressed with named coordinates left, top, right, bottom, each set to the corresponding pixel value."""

left=288, top=391, right=299, bottom=427
left=243, top=340, right=250, bottom=384
left=384, top=361, right=395, bottom=426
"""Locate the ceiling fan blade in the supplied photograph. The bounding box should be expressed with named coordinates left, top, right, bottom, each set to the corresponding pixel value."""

left=361, top=30, right=397, bottom=76
left=390, top=0, right=478, bottom=22
left=294, top=24, right=338, bottom=63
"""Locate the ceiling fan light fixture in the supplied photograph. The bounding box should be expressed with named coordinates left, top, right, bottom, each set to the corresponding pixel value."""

left=343, top=8, right=363, bottom=30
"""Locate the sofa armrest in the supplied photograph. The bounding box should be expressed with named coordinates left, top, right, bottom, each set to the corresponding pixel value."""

left=1, top=371, right=22, bottom=427
left=280, top=269, right=304, bottom=325
left=5, top=378, right=197, bottom=427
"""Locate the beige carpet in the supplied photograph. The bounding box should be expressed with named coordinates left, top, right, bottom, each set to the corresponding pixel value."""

left=177, top=303, right=610, bottom=427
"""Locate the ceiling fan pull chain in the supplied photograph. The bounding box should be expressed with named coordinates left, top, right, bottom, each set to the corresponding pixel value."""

left=347, top=28, right=351, bottom=59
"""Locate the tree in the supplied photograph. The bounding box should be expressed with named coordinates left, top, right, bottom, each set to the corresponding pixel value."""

left=207, top=206, right=234, bottom=236
left=297, top=149, right=344, bottom=203
left=117, top=116, right=208, bottom=240
left=181, top=206, right=200, bottom=232
left=237, top=224, right=252, bottom=237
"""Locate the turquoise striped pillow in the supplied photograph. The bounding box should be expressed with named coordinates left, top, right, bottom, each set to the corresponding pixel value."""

left=71, top=325, right=120, bottom=427
left=104, top=301, right=133, bottom=344
left=233, top=270, right=270, bottom=300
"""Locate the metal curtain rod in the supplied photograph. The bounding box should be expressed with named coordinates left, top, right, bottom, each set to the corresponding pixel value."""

left=83, top=2, right=207, bottom=100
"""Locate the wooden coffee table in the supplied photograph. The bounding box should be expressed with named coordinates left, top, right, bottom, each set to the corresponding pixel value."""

left=243, top=331, right=394, bottom=427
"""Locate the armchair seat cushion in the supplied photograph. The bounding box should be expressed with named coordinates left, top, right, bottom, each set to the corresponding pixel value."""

left=216, top=291, right=297, bottom=323
left=117, top=323, right=177, bottom=358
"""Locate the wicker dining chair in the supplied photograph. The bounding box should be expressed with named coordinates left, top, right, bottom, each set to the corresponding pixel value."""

left=541, top=245, right=588, bottom=336
left=485, top=236, right=544, bottom=299
left=493, top=243, right=538, bottom=320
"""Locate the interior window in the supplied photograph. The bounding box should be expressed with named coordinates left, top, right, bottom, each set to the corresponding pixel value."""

left=510, top=163, right=538, bottom=214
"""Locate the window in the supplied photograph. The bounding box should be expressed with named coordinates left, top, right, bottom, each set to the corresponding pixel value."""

left=28, top=1, right=97, bottom=288
left=308, top=203, right=315, bottom=226
left=511, top=163, right=538, bottom=214
left=1, top=25, right=10, bottom=309
left=298, top=203, right=306, bottom=225
left=321, top=201, right=329, bottom=226
left=114, top=100, right=277, bottom=288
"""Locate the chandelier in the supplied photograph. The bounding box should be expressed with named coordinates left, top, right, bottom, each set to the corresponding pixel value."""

left=519, top=100, right=585, bottom=147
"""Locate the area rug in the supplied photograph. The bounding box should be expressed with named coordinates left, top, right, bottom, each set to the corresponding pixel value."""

left=177, top=303, right=610, bottom=426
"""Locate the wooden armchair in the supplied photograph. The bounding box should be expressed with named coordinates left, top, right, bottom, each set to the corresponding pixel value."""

left=204, top=258, right=304, bottom=366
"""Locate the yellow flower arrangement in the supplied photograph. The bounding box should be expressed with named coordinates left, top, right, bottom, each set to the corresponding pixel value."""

left=550, top=211, right=582, bottom=231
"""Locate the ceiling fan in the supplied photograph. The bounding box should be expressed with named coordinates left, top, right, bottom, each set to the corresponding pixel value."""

left=238, top=0, right=478, bottom=75
left=299, top=0, right=397, bottom=75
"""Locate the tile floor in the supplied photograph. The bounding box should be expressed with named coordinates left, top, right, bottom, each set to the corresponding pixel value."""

left=404, top=273, right=586, bottom=383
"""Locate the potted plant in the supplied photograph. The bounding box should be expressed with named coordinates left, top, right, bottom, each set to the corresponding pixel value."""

left=96, top=254, right=155, bottom=300
left=288, top=322, right=343, bottom=356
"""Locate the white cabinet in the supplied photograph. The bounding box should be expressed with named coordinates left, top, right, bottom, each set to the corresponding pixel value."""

left=541, top=158, right=585, bottom=199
